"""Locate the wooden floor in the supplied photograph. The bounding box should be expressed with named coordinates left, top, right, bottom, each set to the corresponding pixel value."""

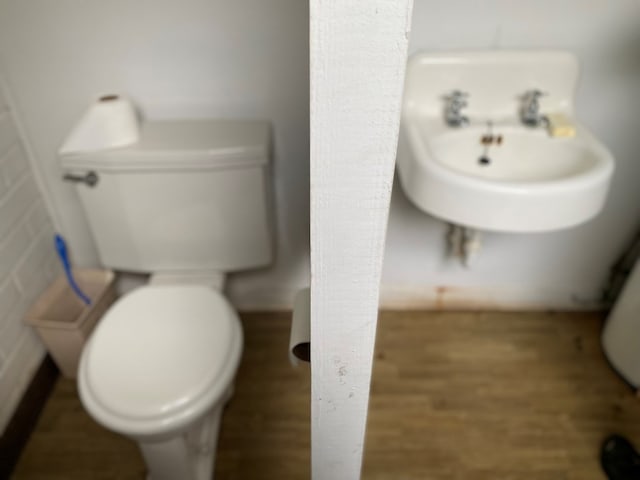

left=11, top=311, right=640, bottom=479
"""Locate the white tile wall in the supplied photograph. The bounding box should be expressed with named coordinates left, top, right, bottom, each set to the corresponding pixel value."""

left=0, top=79, right=59, bottom=433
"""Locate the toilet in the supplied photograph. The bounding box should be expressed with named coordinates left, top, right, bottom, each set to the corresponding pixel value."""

left=60, top=118, right=273, bottom=480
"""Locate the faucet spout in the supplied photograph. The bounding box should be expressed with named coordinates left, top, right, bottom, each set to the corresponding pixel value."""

left=521, top=89, right=548, bottom=127
left=445, top=90, right=469, bottom=127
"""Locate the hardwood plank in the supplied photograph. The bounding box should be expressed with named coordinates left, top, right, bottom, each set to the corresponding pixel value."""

left=363, top=311, right=639, bottom=480
left=12, top=311, right=640, bottom=479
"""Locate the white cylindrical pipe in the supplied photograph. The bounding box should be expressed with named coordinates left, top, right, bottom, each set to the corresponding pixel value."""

left=447, top=224, right=463, bottom=259
left=602, top=258, right=640, bottom=389
left=446, top=224, right=482, bottom=267
left=462, top=227, right=482, bottom=268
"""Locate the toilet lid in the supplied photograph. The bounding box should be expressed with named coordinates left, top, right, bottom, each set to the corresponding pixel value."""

left=82, top=285, right=241, bottom=422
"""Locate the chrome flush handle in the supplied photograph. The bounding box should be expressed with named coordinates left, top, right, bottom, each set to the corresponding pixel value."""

left=62, top=171, right=99, bottom=187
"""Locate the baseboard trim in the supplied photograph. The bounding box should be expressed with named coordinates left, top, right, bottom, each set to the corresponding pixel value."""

left=230, top=285, right=607, bottom=312
left=0, top=355, right=59, bottom=479
left=379, top=285, right=607, bottom=311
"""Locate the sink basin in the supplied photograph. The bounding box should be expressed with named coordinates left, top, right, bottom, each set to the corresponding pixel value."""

left=396, top=51, right=615, bottom=232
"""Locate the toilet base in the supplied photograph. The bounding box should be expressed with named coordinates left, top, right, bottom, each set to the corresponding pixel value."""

left=139, top=386, right=233, bottom=480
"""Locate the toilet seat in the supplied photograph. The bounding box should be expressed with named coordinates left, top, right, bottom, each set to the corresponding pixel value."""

left=78, top=285, right=242, bottom=438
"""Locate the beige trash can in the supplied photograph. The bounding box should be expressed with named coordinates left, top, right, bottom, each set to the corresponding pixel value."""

left=24, top=269, right=116, bottom=378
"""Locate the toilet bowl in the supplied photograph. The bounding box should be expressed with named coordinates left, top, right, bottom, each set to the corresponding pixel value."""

left=79, top=285, right=243, bottom=480
left=60, top=117, right=273, bottom=479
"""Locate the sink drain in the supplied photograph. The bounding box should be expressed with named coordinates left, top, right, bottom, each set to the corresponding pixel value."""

left=478, top=156, right=491, bottom=166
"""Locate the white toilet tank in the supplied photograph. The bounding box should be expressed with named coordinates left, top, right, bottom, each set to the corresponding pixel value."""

left=60, top=119, right=273, bottom=273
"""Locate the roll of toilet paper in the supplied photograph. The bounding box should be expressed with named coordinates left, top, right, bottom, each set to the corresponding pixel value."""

left=59, top=94, right=140, bottom=154
left=289, top=288, right=310, bottom=366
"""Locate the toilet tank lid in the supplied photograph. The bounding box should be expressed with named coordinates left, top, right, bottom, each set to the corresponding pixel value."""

left=60, top=119, right=270, bottom=172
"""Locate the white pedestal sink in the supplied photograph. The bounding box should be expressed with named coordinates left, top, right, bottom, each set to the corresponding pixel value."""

left=396, top=51, right=615, bottom=233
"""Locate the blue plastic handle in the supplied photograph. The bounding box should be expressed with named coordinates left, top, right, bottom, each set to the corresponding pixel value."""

left=54, top=234, right=91, bottom=306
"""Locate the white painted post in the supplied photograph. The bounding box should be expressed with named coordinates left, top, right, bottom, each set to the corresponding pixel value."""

left=309, top=1, right=414, bottom=479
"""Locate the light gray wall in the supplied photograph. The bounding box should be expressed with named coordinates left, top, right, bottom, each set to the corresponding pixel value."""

left=0, top=77, right=59, bottom=433
left=0, top=0, right=638, bottom=310
left=381, top=0, right=640, bottom=309
left=0, top=0, right=310, bottom=309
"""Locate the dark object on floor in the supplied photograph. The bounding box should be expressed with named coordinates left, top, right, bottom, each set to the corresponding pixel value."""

left=0, top=356, right=59, bottom=479
left=601, top=435, right=640, bottom=479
